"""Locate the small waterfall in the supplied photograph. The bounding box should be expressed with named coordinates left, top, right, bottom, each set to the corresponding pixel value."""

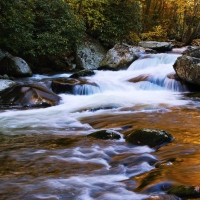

left=133, top=74, right=188, bottom=92
left=73, top=84, right=102, bottom=95
left=128, top=53, right=180, bottom=70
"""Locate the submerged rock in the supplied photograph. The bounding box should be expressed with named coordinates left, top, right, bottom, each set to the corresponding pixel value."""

left=0, top=84, right=61, bottom=108
left=168, top=185, right=200, bottom=198
left=100, top=44, right=144, bottom=70
left=0, top=79, right=17, bottom=94
left=0, top=56, right=32, bottom=77
left=87, top=130, right=121, bottom=140
left=128, top=74, right=150, bottom=83
left=69, top=69, right=95, bottom=78
left=125, top=129, right=173, bottom=148
left=146, top=194, right=181, bottom=200
left=51, top=77, right=99, bottom=95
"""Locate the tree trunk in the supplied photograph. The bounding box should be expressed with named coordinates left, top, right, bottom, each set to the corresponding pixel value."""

left=184, top=20, right=200, bottom=45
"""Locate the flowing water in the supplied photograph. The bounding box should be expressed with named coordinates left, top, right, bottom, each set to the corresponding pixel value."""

left=1, top=53, right=200, bottom=200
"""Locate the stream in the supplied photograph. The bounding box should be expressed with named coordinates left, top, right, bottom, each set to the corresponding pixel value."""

left=0, top=52, right=200, bottom=200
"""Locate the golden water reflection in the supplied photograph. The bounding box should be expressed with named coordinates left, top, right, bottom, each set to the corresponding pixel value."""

left=80, top=106, right=200, bottom=186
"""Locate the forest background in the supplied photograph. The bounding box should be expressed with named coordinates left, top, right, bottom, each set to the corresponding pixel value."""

left=0, top=0, right=199, bottom=67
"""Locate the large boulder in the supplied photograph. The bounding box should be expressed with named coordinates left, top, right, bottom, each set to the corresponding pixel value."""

left=51, top=77, right=99, bottom=95
left=0, top=56, right=32, bottom=77
left=76, top=35, right=107, bottom=70
left=0, top=79, right=17, bottom=94
left=173, top=55, right=200, bottom=85
left=125, top=128, right=173, bottom=149
left=139, top=41, right=173, bottom=51
left=100, top=44, right=144, bottom=70
left=0, top=84, right=61, bottom=108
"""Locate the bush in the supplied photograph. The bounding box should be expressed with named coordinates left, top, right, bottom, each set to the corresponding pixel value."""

left=0, top=0, right=85, bottom=57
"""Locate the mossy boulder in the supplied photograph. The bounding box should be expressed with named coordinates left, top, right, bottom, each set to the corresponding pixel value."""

left=168, top=185, right=200, bottom=198
left=0, top=84, right=61, bottom=108
left=69, top=69, right=95, bottom=78
left=125, top=129, right=173, bottom=148
left=87, top=130, right=121, bottom=140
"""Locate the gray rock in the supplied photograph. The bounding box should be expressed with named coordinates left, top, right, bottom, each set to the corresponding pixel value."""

left=100, top=44, right=144, bottom=70
left=0, top=79, right=17, bottom=93
left=76, top=35, right=107, bottom=70
left=173, top=55, right=200, bottom=85
left=139, top=41, right=173, bottom=51
left=0, top=56, right=32, bottom=77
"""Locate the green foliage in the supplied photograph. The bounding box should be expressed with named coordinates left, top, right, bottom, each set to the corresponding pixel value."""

left=69, top=0, right=142, bottom=45
left=0, top=0, right=85, bottom=57
left=99, top=0, right=142, bottom=44
left=140, top=26, right=167, bottom=41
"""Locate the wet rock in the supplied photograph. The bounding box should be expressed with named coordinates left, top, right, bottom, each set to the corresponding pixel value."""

left=146, top=194, right=181, bottom=200
left=154, top=158, right=183, bottom=168
left=87, top=130, right=121, bottom=140
left=76, top=35, right=107, bottom=70
left=166, top=73, right=181, bottom=81
left=100, top=44, right=144, bottom=70
left=139, top=41, right=173, bottom=51
left=128, top=74, right=150, bottom=83
left=173, top=55, right=200, bottom=86
left=51, top=77, right=99, bottom=95
left=0, top=79, right=17, bottom=94
left=0, top=56, right=32, bottom=77
left=69, top=69, right=95, bottom=78
left=122, top=155, right=158, bottom=167
left=168, top=185, right=200, bottom=198
left=185, top=92, right=200, bottom=99
left=0, top=84, right=61, bottom=108
left=125, top=129, right=173, bottom=149
left=142, top=181, right=173, bottom=194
